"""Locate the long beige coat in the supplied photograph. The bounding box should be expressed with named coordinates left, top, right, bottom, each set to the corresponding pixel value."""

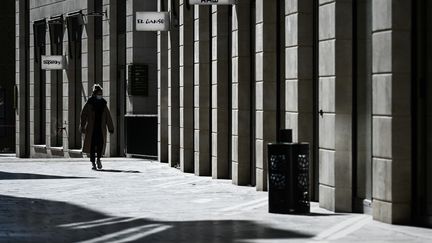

left=80, top=99, right=114, bottom=154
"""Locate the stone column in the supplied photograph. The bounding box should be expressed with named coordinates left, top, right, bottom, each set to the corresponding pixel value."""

left=62, top=19, right=69, bottom=153
left=194, top=5, right=211, bottom=176
left=318, top=0, right=353, bottom=212
left=371, top=0, right=411, bottom=224
left=255, top=0, right=277, bottom=191
left=168, top=0, right=180, bottom=167
left=211, top=5, right=230, bottom=179
left=231, top=1, right=251, bottom=185
left=46, top=35, right=51, bottom=151
left=179, top=0, right=194, bottom=172
left=284, top=1, right=313, bottom=146
left=102, top=0, right=117, bottom=157
left=284, top=0, right=314, bottom=191
left=158, top=0, right=169, bottom=163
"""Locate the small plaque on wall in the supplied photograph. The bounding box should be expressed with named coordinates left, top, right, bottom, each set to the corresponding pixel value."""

left=128, top=64, right=149, bottom=96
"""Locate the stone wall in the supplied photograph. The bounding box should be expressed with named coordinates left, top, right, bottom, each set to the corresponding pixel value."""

left=371, top=0, right=412, bottom=224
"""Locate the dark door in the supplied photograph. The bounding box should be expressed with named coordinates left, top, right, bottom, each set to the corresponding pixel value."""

left=48, top=17, right=64, bottom=147
left=66, top=14, right=84, bottom=149
left=33, top=20, right=47, bottom=145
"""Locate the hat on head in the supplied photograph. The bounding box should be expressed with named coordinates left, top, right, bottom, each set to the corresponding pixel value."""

left=92, top=84, right=103, bottom=95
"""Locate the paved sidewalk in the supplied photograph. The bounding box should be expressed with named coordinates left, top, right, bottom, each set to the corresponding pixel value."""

left=0, top=157, right=431, bottom=243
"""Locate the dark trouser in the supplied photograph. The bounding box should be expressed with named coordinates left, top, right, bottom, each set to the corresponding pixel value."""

left=90, top=130, right=103, bottom=163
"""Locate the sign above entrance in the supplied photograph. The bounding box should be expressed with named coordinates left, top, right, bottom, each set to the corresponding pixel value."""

left=136, top=12, right=170, bottom=31
left=41, top=55, right=65, bottom=70
left=189, top=0, right=238, bottom=4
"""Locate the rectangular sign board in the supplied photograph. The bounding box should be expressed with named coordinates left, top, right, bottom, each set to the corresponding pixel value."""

left=189, top=0, right=238, bottom=4
left=136, top=12, right=170, bottom=31
left=41, top=55, right=64, bottom=70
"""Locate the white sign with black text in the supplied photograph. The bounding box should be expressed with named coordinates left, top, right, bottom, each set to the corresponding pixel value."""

left=41, top=55, right=64, bottom=70
left=189, top=0, right=238, bottom=5
left=136, top=12, right=170, bottom=31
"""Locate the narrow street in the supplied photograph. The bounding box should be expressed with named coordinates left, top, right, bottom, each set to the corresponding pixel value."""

left=0, top=157, right=431, bottom=243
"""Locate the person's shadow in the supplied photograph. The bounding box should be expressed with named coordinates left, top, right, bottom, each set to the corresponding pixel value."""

left=95, top=169, right=141, bottom=173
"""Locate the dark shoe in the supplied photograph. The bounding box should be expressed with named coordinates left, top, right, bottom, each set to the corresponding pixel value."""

left=91, top=162, right=97, bottom=170
left=96, top=158, right=102, bottom=169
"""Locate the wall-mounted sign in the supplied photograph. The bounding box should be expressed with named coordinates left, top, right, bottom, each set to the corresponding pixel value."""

left=189, top=0, right=238, bottom=4
left=136, top=12, right=170, bottom=31
left=41, top=55, right=64, bottom=70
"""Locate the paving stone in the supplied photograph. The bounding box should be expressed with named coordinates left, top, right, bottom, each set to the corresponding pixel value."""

left=0, top=157, right=431, bottom=242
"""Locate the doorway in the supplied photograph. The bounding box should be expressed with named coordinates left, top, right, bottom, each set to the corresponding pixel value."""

left=66, top=13, right=84, bottom=149
left=33, top=19, right=47, bottom=145
left=48, top=17, right=64, bottom=147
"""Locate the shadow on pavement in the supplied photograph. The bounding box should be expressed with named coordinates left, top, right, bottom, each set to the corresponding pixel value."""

left=306, top=212, right=344, bottom=216
left=0, top=172, right=93, bottom=180
left=95, top=169, right=141, bottom=173
left=0, top=195, right=313, bottom=243
left=272, top=212, right=345, bottom=217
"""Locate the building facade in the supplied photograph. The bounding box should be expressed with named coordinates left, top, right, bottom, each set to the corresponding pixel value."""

left=14, top=0, right=432, bottom=226
left=156, top=0, right=430, bottom=225
left=15, top=0, right=158, bottom=159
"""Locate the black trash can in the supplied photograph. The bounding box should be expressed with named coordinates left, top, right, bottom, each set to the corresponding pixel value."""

left=268, top=143, right=310, bottom=214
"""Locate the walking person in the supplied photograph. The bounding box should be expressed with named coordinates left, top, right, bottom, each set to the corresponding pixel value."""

left=80, top=84, right=114, bottom=170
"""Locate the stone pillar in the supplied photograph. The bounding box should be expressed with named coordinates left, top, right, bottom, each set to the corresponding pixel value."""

left=194, top=5, right=211, bottom=176
left=231, top=1, right=251, bottom=185
left=45, top=28, right=52, bottom=150
left=371, top=0, right=411, bottom=224
left=318, top=0, right=353, bottom=212
left=211, top=6, right=230, bottom=179
left=284, top=0, right=314, bottom=193
left=102, top=0, right=117, bottom=157
left=62, top=18, right=69, bottom=153
left=255, top=0, right=277, bottom=191
left=179, top=0, right=194, bottom=172
left=284, top=1, right=314, bottom=147
left=168, top=0, right=180, bottom=167
left=158, top=0, right=169, bottom=163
